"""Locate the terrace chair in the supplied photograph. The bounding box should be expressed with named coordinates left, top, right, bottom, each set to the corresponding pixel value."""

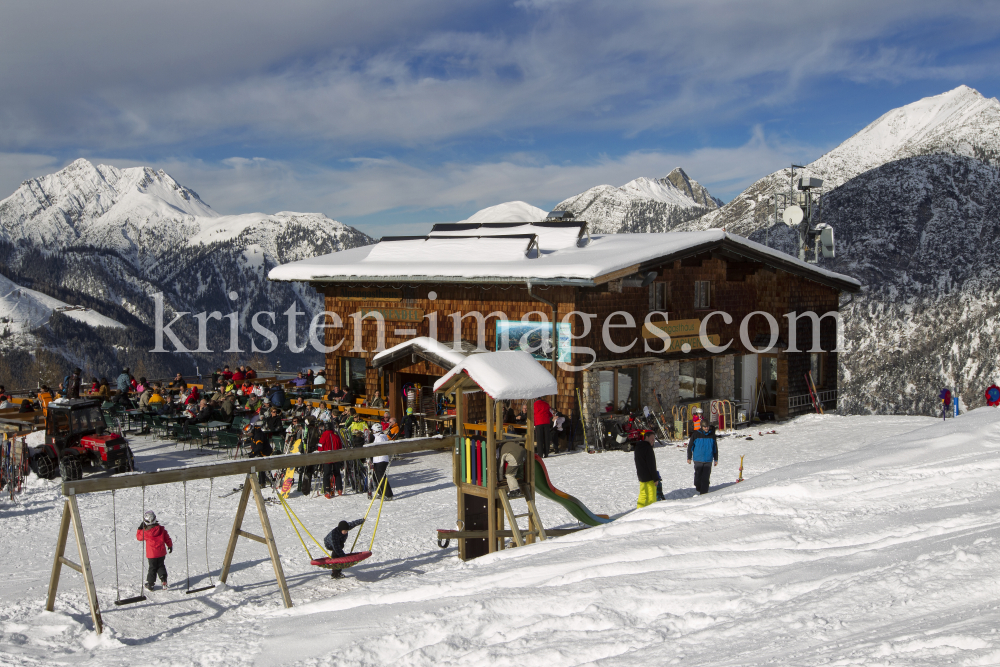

left=216, top=430, right=241, bottom=459
left=150, top=414, right=170, bottom=438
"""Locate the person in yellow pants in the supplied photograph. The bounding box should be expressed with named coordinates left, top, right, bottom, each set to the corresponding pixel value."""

left=633, top=431, right=659, bottom=508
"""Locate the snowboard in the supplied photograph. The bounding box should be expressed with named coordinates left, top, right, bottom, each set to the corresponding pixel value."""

left=278, top=438, right=303, bottom=498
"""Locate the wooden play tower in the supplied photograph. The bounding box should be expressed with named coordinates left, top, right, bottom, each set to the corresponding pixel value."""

left=434, top=350, right=558, bottom=559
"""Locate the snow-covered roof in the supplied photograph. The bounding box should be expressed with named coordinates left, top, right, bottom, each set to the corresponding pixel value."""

left=268, top=228, right=860, bottom=291
left=372, top=336, right=475, bottom=371
left=434, top=351, right=558, bottom=400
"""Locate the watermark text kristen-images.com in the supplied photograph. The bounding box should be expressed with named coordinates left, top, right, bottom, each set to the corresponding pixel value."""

left=150, top=293, right=842, bottom=371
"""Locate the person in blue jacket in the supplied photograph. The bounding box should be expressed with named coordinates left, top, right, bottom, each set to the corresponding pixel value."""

left=686, top=407, right=718, bottom=494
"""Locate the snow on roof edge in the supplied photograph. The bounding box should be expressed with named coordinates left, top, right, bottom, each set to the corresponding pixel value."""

left=434, top=351, right=557, bottom=400
left=372, top=336, right=469, bottom=369
left=268, top=230, right=860, bottom=291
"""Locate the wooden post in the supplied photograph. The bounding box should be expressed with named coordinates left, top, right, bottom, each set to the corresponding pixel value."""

left=486, top=395, right=497, bottom=553
left=249, top=474, right=292, bottom=608
left=218, top=473, right=292, bottom=608
left=45, top=500, right=72, bottom=613
left=68, top=494, right=103, bottom=634
left=526, top=407, right=536, bottom=544
left=454, top=388, right=466, bottom=561
left=46, top=496, right=104, bottom=634
left=219, top=476, right=252, bottom=583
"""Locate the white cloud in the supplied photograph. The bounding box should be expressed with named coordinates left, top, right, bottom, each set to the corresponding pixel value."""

left=42, top=126, right=816, bottom=235
left=0, top=1, right=996, bottom=152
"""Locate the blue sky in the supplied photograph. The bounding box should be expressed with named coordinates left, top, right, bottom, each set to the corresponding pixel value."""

left=1, top=0, right=998, bottom=236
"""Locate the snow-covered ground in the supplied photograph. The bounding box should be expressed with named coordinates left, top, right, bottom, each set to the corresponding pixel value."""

left=9, top=411, right=1000, bottom=665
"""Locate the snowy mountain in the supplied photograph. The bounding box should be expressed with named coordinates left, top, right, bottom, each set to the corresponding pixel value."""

left=0, top=159, right=373, bottom=381
left=820, top=154, right=1000, bottom=414
left=0, top=272, right=124, bottom=334
left=685, top=85, right=1000, bottom=237
left=553, top=167, right=721, bottom=233
left=676, top=86, right=1000, bottom=413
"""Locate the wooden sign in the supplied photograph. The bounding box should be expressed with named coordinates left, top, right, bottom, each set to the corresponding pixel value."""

left=359, top=307, right=424, bottom=322
left=662, top=334, right=720, bottom=354
left=642, top=318, right=701, bottom=339
left=338, top=287, right=402, bottom=301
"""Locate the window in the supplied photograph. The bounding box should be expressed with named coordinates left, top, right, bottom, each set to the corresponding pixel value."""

left=48, top=411, right=71, bottom=437
left=694, top=281, right=711, bottom=309
left=71, top=407, right=104, bottom=435
left=810, top=352, right=825, bottom=389
left=679, top=359, right=713, bottom=400
left=598, top=367, right=641, bottom=413
left=342, top=357, right=367, bottom=397
left=648, top=282, right=668, bottom=311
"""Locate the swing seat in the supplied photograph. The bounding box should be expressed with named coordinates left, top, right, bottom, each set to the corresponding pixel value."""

left=113, top=595, right=147, bottom=606
left=311, top=551, right=372, bottom=570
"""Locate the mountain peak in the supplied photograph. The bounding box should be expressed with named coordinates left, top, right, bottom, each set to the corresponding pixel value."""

left=663, top=168, right=723, bottom=208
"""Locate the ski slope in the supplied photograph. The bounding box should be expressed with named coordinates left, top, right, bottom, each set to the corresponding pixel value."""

left=10, top=411, right=1000, bottom=665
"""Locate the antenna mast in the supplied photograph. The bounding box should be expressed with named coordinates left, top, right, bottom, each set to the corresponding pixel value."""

left=770, top=164, right=835, bottom=263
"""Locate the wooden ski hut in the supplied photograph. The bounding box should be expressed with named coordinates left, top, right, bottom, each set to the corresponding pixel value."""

left=269, top=221, right=861, bottom=437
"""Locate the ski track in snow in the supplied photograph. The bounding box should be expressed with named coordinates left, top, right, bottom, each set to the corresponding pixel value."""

left=8, top=412, right=1000, bottom=665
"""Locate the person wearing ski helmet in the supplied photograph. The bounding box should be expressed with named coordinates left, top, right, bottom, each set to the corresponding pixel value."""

left=687, top=408, right=718, bottom=494
left=366, top=422, right=393, bottom=499
left=136, top=510, right=173, bottom=590
left=633, top=430, right=659, bottom=508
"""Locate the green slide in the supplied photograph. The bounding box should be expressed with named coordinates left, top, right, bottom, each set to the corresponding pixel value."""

left=533, top=455, right=612, bottom=526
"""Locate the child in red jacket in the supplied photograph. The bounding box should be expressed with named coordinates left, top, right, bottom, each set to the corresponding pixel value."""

left=136, top=510, right=173, bottom=590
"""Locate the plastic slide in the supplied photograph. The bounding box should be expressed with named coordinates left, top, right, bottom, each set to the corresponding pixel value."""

left=533, top=454, right=612, bottom=526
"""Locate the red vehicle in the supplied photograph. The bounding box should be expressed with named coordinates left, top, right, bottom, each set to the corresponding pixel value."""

left=599, top=413, right=653, bottom=452
left=29, top=399, right=134, bottom=481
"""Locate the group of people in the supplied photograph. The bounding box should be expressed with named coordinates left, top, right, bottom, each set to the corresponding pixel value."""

left=505, top=398, right=573, bottom=457
left=633, top=406, right=719, bottom=508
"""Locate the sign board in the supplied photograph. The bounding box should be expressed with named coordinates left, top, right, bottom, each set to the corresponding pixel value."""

left=358, top=307, right=424, bottom=322
left=661, top=334, right=720, bottom=354
left=338, top=287, right=403, bottom=301
left=642, top=318, right=700, bottom=339
left=495, top=320, right=571, bottom=363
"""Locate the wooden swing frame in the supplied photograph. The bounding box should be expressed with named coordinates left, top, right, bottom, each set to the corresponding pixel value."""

left=46, top=436, right=452, bottom=634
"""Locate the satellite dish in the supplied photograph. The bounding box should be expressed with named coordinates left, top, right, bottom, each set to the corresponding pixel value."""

left=782, top=205, right=804, bottom=226
left=640, top=271, right=657, bottom=288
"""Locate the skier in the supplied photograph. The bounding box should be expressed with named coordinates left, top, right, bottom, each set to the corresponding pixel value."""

left=318, top=422, right=344, bottom=498
left=323, top=519, right=365, bottom=578
left=687, top=408, right=718, bottom=494
left=633, top=430, right=658, bottom=508
left=367, top=423, right=393, bottom=499
left=136, top=510, right=173, bottom=591
left=247, top=425, right=273, bottom=487
left=939, top=388, right=952, bottom=421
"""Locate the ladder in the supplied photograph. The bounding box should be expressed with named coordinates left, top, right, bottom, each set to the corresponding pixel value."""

left=497, top=488, right=547, bottom=547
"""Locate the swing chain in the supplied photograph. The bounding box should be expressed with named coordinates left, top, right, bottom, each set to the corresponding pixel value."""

left=112, top=489, right=121, bottom=600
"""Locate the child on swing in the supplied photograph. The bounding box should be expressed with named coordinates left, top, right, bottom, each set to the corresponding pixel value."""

left=323, top=518, right=365, bottom=578
left=136, top=510, right=173, bottom=590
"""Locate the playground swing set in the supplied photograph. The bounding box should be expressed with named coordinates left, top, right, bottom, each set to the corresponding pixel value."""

left=277, top=468, right=391, bottom=571
left=46, top=351, right=613, bottom=635
left=46, top=436, right=451, bottom=635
